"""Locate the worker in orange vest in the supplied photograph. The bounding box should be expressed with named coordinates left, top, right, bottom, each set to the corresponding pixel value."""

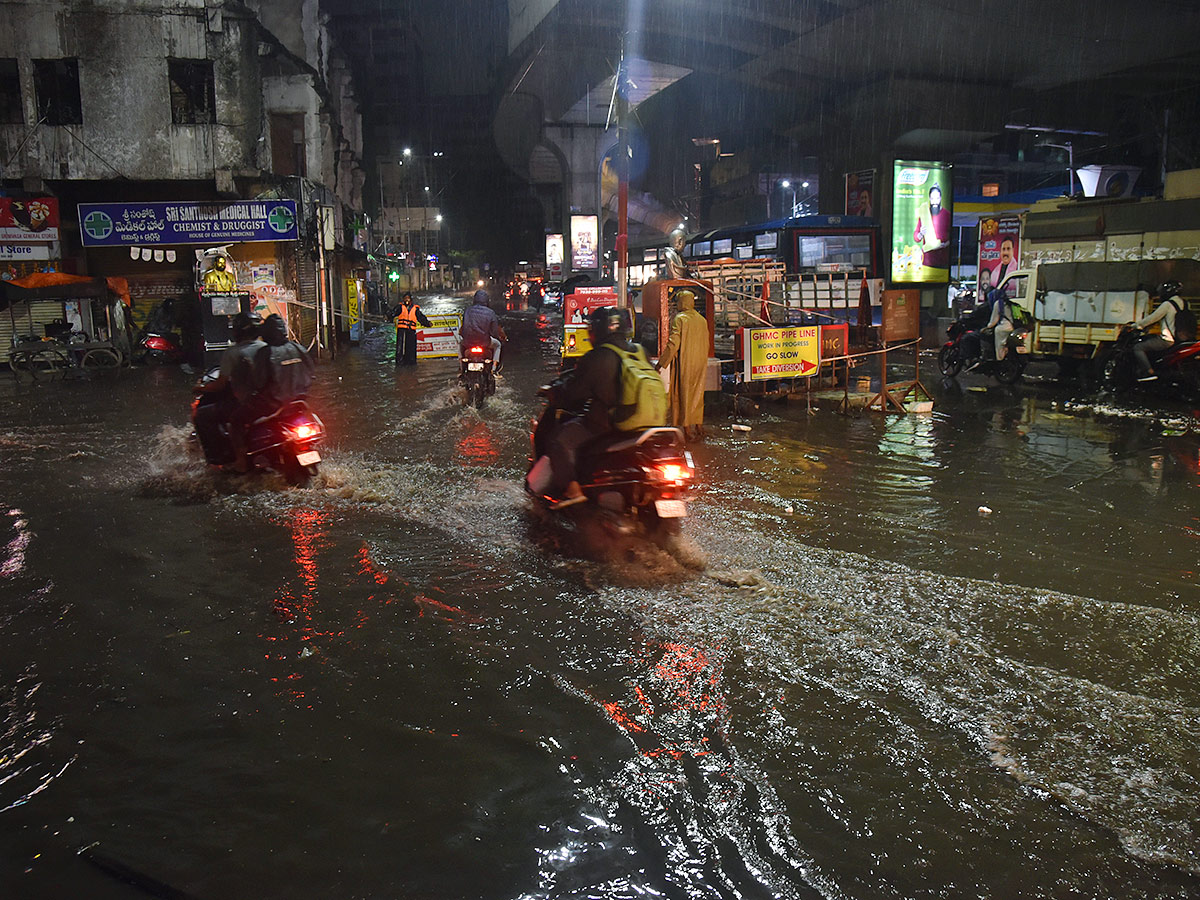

left=388, top=292, right=431, bottom=367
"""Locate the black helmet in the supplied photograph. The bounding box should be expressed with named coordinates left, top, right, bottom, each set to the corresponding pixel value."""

left=472, top=288, right=490, bottom=305
left=233, top=311, right=263, bottom=340
left=587, top=306, right=627, bottom=345
left=261, top=313, right=288, bottom=347
left=1158, top=280, right=1182, bottom=298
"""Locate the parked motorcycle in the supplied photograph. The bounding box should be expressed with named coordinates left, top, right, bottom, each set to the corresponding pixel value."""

left=133, top=329, right=185, bottom=364
left=459, top=343, right=496, bottom=409
left=526, top=387, right=695, bottom=538
left=938, top=320, right=1028, bottom=384
left=190, top=371, right=325, bottom=485
left=1098, top=325, right=1200, bottom=401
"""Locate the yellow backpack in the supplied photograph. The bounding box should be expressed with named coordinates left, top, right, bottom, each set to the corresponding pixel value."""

left=605, top=343, right=667, bottom=431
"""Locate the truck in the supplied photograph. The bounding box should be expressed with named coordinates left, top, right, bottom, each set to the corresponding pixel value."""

left=998, top=169, right=1200, bottom=376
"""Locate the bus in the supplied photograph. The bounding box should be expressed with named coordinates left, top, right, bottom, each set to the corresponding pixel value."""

left=627, top=214, right=883, bottom=285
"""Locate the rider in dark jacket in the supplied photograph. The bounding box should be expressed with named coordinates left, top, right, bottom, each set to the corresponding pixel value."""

left=251, top=313, right=315, bottom=409
left=460, top=288, right=507, bottom=368
left=545, top=307, right=631, bottom=506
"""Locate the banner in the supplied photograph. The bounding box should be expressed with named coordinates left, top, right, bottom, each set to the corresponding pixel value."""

left=977, top=215, right=1020, bottom=294
left=741, top=326, right=820, bottom=381
left=563, top=286, right=621, bottom=359
left=0, top=197, right=60, bottom=241
left=881, top=289, right=920, bottom=342
left=346, top=278, right=361, bottom=342
left=417, top=313, right=462, bottom=360
left=891, top=161, right=952, bottom=284
left=78, top=200, right=299, bottom=246
left=844, top=170, right=875, bottom=218
left=570, top=215, right=598, bottom=271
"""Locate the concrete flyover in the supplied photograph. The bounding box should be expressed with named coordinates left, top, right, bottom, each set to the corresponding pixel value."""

left=494, top=0, right=1200, bottom=277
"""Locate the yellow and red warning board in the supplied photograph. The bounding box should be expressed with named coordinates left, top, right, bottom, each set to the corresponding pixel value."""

left=741, top=325, right=820, bottom=381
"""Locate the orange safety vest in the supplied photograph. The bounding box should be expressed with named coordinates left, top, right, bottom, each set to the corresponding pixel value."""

left=394, top=302, right=418, bottom=329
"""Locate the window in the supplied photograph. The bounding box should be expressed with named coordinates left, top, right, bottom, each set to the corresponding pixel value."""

left=168, top=59, right=215, bottom=124
left=33, top=58, right=82, bottom=125
left=0, top=59, right=22, bottom=124
left=270, top=113, right=306, bottom=176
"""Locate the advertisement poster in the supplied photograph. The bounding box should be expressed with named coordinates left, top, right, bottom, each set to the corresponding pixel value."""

left=891, top=161, right=952, bottom=284
left=977, top=215, right=1020, bottom=294
left=741, top=326, right=820, bottom=382
left=570, top=215, right=599, bottom=271
left=0, top=197, right=60, bottom=242
left=346, top=279, right=361, bottom=342
left=844, top=170, right=876, bottom=218
left=78, top=200, right=299, bottom=246
left=545, top=233, right=564, bottom=267
left=563, top=285, right=620, bottom=359
left=417, top=313, right=462, bottom=360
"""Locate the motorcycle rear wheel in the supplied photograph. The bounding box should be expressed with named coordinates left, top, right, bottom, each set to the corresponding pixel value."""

left=994, top=355, right=1026, bottom=385
left=938, top=345, right=963, bottom=377
left=282, top=456, right=315, bottom=487
left=472, top=382, right=485, bottom=409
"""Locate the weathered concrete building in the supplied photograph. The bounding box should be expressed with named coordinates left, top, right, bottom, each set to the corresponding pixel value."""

left=0, top=0, right=369, bottom=349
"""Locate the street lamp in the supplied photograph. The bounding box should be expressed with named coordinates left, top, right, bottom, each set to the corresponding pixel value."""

left=1037, top=141, right=1076, bottom=196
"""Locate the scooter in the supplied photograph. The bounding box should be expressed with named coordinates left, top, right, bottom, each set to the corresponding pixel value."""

left=526, top=387, right=695, bottom=537
left=938, top=320, right=1028, bottom=385
left=133, top=329, right=185, bottom=364
left=190, top=371, right=325, bottom=486
left=1098, top=326, right=1200, bottom=401
left=459, top=343, right=496, bottom=409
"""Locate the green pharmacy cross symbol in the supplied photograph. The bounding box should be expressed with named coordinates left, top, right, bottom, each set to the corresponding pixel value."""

left=82, top=210, right=113, bottom=241
left=268, top=205, right=295, bottom=234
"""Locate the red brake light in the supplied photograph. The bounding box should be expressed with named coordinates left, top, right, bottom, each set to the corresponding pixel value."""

left=294, top=423, right=318, bottom=439
left=469, top=346, right=484, bottom=354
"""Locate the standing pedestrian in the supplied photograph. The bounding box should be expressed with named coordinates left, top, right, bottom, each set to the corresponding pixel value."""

left=655, top=288, right=708, bottom=441
left=389, top=292, right=431, bottom=367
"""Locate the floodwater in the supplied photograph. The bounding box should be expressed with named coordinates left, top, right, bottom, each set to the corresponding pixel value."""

left=2, top=293, right=1198, bottom=900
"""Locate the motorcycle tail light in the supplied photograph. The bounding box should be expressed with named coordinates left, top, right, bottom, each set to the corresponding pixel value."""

left=291, top=422, right=321, bottom=440
left=644, top=461, right=693, bottom=484
left=469, top=346, right=485, bottom=354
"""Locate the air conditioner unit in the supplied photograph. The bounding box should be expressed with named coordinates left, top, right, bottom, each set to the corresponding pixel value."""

left=1076, top=165, right=1141, bottom=199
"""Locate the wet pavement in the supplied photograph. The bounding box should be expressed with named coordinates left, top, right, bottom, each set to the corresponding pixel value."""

left=2, top=292, right=1199, bottom=899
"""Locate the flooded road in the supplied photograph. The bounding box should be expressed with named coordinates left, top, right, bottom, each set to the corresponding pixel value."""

left=2, top=293, right=1199, bottom=899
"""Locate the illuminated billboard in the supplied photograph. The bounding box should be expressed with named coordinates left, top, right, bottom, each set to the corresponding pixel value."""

left=545, top=233, right=563, bottom=267
left=570, top=215, right=598, bottom=271
left=891, top=161, right=952, bottom=284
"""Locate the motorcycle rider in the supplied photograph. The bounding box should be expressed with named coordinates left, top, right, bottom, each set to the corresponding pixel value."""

left=981, top=286, right=1014, bottom=363
left=250, top=313, right=315, bottom=412
left=1130, top=281, right=1185, bottom=382
left=543, top=306, right=666, bottom=507
left=193, top=311, right=265, bottom=469
left=459, top=288, right=507, bottom=372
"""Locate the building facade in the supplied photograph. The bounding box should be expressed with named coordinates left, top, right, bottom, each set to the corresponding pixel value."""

left=0, top=0, right=369, bottom=352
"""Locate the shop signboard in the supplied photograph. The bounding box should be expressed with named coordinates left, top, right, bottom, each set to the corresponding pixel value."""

left=417, top=313, right=462, bottom=360
left=844, top=169, right=875, bottom=218
left=741, top=325, right=820, bottom=382
left=891, top=161, right=952, bottom=284
left=570, top=215, right=598, bottom=271
left=881, top=289, right=920, bottom=342
left=0, top=243, right=52, bottom=260
left=77, top=200, right=299, bottom=247
left=977, top=215, right=1020, bottom=295
left=0, top=197, right=60, bottom=241
left=820, top=323, right=849, bottom=362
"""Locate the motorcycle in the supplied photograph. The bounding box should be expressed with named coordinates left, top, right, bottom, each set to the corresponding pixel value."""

left=190, top=370, right=325, bottom=486
left=938, top=319, right=1028, bottom=384
left=459, top=343, right=496, bottom=409
left=526, top=387, right=695, bottom=537
left=1098, top=325, right=1200, bottom=401
left=133, top=328, right=185, bottom=364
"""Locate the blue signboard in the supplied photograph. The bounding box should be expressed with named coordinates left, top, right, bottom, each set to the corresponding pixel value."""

left=77, top=200, right=299, bottom=246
